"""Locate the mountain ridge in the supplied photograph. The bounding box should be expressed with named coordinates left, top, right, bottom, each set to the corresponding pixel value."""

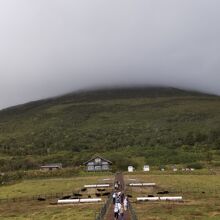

left=0, top=86, right=217, bottom=113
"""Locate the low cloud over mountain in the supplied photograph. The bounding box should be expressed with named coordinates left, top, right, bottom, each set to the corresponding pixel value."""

left=0, top=0, right=220, bottom=109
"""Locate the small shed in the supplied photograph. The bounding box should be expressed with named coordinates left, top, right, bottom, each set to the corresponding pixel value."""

left=143, top=165, right=150, bottom=172
left=40, top=163, right=62, bottom=171
left=83, top=156, right=112, bottom=172
left=128, top=166, right=134, bottom=172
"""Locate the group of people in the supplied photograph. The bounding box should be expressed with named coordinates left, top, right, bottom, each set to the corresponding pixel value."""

left=112, top=191, right=128, bottom=220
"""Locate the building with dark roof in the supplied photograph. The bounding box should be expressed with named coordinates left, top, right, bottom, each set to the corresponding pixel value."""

left=84, top=156, right=112, bottom=171
left=40, top=163, right=62, bottom=171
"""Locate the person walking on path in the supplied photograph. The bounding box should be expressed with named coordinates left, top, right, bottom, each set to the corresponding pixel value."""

left=116, top=192, right=121, bottom=203
left=105, top=172, right=131, bottom=220
left=114, top=181, right=119, bottom=190
left=119, top=203, right=124, bottom=220
left=114, top=202, right=121, bottom=220
left=113, top=191, right=116, bottom=204
left=123, top=196, right=128, bottom=211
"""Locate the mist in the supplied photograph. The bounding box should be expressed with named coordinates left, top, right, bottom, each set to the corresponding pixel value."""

left=0, top=0, right=220, bottom=109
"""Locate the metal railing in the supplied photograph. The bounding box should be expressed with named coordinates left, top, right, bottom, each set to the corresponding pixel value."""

left=95, top=172, right=119, bottom=220
left=128, top=200, right=138, bottom=220
left=95, top=194, right=112, bottom=220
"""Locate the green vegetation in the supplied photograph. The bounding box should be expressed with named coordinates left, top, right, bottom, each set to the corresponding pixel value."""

left=0, top=87, right=220, bottom=172
left=125, top=173, right=220, bottom=219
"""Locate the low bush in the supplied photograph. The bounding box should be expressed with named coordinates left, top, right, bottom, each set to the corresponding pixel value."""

left=187, top=162, right=203, bottom=169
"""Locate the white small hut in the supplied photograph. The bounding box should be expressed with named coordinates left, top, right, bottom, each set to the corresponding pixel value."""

left=128, top=166, right=134, bottom=172
left=143, top=165, right=150, bottom=172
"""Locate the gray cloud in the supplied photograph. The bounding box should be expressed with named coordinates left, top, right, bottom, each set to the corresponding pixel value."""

left=0, top=0, right=220, bottom=109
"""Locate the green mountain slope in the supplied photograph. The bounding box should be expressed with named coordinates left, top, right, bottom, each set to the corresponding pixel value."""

left=0, top=87, right=220, bottom=171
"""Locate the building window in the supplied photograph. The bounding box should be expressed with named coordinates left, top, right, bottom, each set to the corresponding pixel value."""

left=95, top=166, right=101, bottom=170
left=102, top=165, right=109, bottom=170
left=88, top=165, right=94, bottom=171
left=95, top=158, right=101, bottom=163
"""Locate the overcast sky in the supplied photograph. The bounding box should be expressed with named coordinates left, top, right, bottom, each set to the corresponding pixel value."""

left=0, top=0, right=220, bottom=109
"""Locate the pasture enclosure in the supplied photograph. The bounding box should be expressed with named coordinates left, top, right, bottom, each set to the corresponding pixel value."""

left=125, top=174, right=220, bottom=220
left=0, top=175, right=113, bottom=200
left=0, top=174, right=113, bottom=219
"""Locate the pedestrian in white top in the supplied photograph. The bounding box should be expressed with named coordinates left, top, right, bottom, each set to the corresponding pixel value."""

left=119, top=204, right=124, bottom=220
left=113, top=192, right=116, bottom=204
left=114, top=203, right=120, bottom=220
left=123, top=196, right=128, bottom=211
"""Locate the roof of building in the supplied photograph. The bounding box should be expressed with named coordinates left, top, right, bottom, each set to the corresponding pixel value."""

left=83, top=155, right=112, bottom=165
left=40, top=163, right=62, bottom=168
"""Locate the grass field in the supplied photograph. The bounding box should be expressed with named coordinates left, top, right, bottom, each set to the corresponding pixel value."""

left=125, top=173, right=220, bottom=220
left=0, top=175, right=113, bottom=219
left=0, top=201, right=101, bottom=220
left=0, top=175, right=113, bottom=199
left=0, top=172, right=220, bottom=219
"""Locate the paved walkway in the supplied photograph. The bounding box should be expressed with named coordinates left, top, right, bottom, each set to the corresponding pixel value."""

left=105, top=172, right=131, bottom=220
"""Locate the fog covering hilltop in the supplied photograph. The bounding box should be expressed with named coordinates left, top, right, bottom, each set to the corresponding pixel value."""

left=1, top=1, right=220, bottom=109
left=0, top=86, right=216, bottom=113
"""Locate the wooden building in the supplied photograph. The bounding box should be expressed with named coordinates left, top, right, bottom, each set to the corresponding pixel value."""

left=40, top=163, right=62, bottom=171
left=84, top=156, right=112, bottom=171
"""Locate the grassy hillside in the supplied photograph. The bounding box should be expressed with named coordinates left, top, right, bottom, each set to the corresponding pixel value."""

left=0, top=87, right=220, bottom=172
